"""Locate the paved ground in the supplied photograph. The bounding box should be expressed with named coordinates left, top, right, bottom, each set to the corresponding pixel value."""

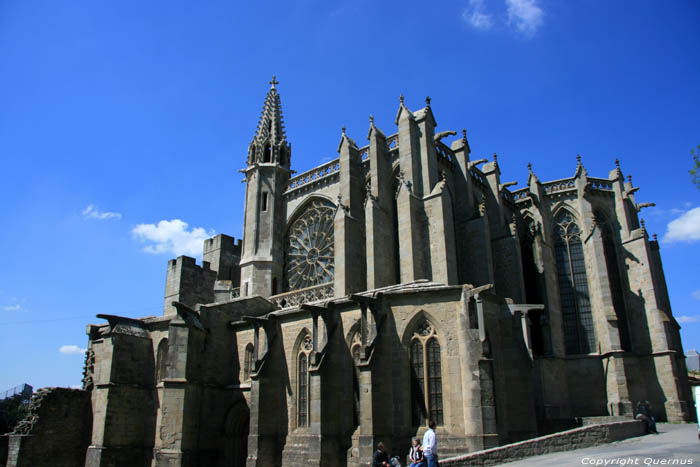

left=501, top=423, right=700, bottom=466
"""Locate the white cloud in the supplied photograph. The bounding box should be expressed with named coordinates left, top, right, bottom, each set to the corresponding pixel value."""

left=676, top=315, right=699, bottom=324
left=132, top=219, right=213, bottom=257
left=70, top=384, right=83, bottom=389
left=2, top=304, right=21, bottom=311
left=662, top=207, right=700, bottom=243
left=506, top=0, right=544, bottom=36
left=59, top=345, right=86, bottom=355
left=691, top=290, right=700, bottom=301
left=463, top=0, right=494, bottom=29
left=82, top=204, right=122, bottom=220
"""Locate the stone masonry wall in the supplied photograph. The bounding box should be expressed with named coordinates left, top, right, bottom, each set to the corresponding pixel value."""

left=0, top=435, right=7, bottom=467
left=6, top=388, right=92, bottom=467
left=439, top=420, right=645, bottom=466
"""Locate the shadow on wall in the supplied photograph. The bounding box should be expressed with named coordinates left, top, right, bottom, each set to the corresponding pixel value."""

left=253, top=319, right=290, bottom=466
left=624, top=289, right=668, bottom=421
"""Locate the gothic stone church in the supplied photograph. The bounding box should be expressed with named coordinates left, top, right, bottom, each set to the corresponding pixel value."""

left=43, top=80, right=700, bottom=466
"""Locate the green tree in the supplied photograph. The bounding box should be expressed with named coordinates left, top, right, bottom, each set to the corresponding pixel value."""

left=691, top=145, right=700, bottom=189
left=0, top=395, right=27, bottom=434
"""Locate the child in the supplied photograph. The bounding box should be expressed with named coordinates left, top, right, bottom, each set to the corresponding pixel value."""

left=408, top=437, right=425, bottom=467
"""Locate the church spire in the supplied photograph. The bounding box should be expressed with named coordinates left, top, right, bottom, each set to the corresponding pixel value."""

left=248, top=76, right=290, bottom=166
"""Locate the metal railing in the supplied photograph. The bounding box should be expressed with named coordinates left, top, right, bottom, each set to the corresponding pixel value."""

left=1, top=384, right=33, bottom=401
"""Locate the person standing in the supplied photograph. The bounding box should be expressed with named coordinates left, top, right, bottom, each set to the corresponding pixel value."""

left=422, top=420, right=438, bottom=467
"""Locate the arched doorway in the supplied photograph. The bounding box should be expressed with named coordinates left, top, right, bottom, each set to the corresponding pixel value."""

left=223, top=400, right=250, bottom=467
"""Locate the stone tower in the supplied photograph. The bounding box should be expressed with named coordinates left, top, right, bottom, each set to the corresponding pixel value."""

left=239, top=76, right=291, bottom=297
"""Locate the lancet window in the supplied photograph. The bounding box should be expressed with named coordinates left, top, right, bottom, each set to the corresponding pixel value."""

left=297, top=334, right=313, bottom=427
left=156, top=338, right=168, bottom=383
left=554, top=210, right=596, bottom=354
left=243, top=343, right=254, bottom=382
left=409, top=320, right=443, bottom=426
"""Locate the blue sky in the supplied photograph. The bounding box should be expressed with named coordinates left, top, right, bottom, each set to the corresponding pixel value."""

left=0, top=0, right=699, bottom=391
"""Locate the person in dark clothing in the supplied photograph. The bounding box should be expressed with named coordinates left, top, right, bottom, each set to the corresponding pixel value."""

left=635, top=400, right=658, bottom=434
left=373, top=442, right=390, bottom=467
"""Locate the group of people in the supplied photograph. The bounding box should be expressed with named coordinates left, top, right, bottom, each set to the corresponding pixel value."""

left=371, top=401, right=665, bottom=466
left=372, top=420, right=439, bottom=467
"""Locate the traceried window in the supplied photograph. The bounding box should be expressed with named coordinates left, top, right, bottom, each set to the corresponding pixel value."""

left=283, top=199, right=335, bottom=292
left=409, top=320, right=443, bottom=426
left=297, top=334, right=313, bottom=427
left=243, top=343, right=254, bottom=382
left=554, top=210, right=596, bottom=354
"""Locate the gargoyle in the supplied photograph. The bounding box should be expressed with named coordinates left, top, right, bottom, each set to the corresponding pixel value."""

left=637, top=202, right=656, bottom=211
left=434, top=130, right=457, bottom=143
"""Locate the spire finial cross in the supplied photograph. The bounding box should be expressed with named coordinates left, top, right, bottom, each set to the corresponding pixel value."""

left=269, top=75, right=279, bottom=89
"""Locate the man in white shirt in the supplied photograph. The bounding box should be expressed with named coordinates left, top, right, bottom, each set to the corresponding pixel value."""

left=422, top=420, right=438, bottom=467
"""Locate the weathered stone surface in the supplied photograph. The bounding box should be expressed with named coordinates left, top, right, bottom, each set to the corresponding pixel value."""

left=6, top=388, right=91, bottom=467
left=18, top=80, right=694, bottom=467
left=439, top=420, right=646, bottom=466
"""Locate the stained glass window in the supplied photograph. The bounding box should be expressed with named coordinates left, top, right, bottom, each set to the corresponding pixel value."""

left=284, top=199, right=335, bottom=291
left=426, top=338, right=443, bottom=425
left=410, top=339, right=426, bottom=425
left=297, top=334, right=313, bottom=427
left=554, top=211, right=596, bottom=354
left=298, top=352, right=308, bottom=427
left=410, top=320, right=443, bottom=426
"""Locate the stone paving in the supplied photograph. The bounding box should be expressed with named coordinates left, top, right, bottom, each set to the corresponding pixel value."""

left=500, top=423, right=700, bottom=466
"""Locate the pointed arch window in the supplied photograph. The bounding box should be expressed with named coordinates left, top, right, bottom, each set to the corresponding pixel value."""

left=297, top=334, right=313, bottom=427
left=554, top=211, right=596, bottom=354
left=156, top=338, right=168, bottom=383
left=243, top=343, right=254, bottom=382
left=409, top=320, right=443, bottom=426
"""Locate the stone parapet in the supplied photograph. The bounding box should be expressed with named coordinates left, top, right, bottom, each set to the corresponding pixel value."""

left=439, top=420, right=645, bottom=466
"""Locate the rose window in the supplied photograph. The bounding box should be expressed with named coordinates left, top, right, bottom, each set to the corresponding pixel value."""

left=283, top=199, right=335, bottom=291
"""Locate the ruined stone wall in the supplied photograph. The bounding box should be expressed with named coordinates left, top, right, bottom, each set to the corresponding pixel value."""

left=6, top=388, right=91, bottom=467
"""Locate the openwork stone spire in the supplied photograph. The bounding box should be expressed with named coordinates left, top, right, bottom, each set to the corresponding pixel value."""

left=248, top=76, right=290, bottom=165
